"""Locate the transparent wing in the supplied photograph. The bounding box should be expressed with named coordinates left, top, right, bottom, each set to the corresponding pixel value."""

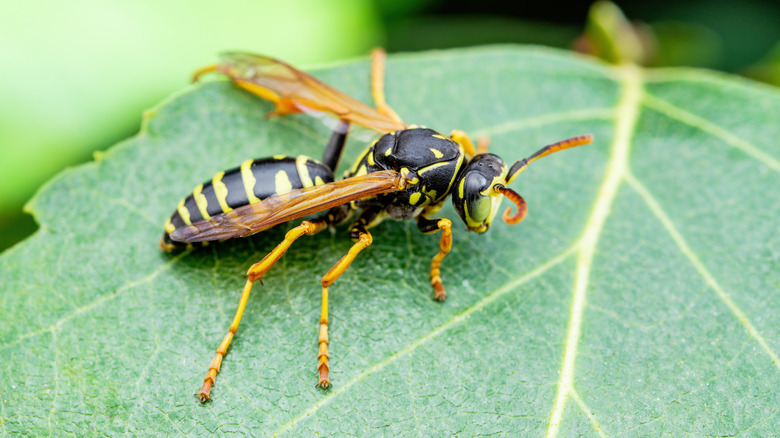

left=170, top=170, right=403, bottom=243
left=195, top=52, right=407, bottom=134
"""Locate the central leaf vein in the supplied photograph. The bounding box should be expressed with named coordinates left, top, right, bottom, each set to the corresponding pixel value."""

left=546, top=64, right=643, bottom=437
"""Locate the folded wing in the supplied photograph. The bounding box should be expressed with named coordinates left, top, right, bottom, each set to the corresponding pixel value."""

left=170, top=170, right=404, bottom=242
left=196, top=52, right=407, bottom=134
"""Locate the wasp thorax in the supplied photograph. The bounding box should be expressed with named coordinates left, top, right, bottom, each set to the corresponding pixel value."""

left=453, top=154, right=508, bottom=233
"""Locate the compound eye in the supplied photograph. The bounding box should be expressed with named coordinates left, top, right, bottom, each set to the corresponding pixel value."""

left=467, top=201, right=492, bottom=227
left=463, top=172, right=489, bottom=203
left=452, top=172, right=494, bottom=232
left=452, top=154, right=508, bottom=233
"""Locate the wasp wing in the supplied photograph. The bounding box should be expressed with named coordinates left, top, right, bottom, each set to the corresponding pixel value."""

left=197, top=52, right=407, bottom=134
left=170, top=170, right=403, bottom=243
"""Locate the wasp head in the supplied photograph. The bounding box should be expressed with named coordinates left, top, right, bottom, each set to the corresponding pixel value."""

left=452, top=154, right=513, bottom=233
left=452, top=134, right=594, bottom=233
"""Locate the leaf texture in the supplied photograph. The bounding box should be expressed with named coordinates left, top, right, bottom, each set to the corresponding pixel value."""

left=1, top=47, right=779, bottom=437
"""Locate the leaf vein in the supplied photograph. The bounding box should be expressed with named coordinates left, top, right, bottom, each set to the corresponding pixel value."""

left=0, top=251, right=188, bottom=353
left=546, top=64, right=643, bottom=437
left=641, top=93, right=780, bottom=172
left=88, top=188, right=160, bottom=227
left=220, top=381, right=283, bottom=427
left=272, top=245, right=576, bottom=436
left=624, top=171, right=780, bottom=369
left=474, top=108, right=615, bottom=138
left=569, top=388, right=607, bottom=438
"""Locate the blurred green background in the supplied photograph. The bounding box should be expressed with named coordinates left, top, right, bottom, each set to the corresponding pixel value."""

left=1, top=0, right=778, bottom=251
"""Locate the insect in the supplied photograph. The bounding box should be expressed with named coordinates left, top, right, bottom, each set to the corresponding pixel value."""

left=160, top=49, right=593, bottom=402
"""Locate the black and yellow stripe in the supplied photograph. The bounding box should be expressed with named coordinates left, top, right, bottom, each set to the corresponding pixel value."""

left=162, top=155, right=334, bottom=250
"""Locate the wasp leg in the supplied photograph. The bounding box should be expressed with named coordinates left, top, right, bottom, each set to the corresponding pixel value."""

left=246, top=219, right=328, bottom=282
left=449, top=130, right=477, bottom=158
left=321, top=119, right=351, bottom=172
left=192, top=64, right=295, bottom=118
left=192, top=64, right=218, bottom=82
left=477, top=136, right=490, bottom=154
left=370, top=48, right=403, bottom=124
left=196, top=219, right=328, bottom=402
left=449, top=130, right=490, bottom=158
left=417, top=215, right=453, bottom=301
left=317, top=216, right=377, bottom=389
left=196, top=277, right=253, bottom=402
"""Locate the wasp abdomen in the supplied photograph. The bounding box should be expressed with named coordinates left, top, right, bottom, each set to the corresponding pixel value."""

left=161, top=155, right=333, bottom=250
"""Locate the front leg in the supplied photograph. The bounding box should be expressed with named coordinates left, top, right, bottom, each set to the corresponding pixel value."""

left=417, top=215, right=453, bottom=301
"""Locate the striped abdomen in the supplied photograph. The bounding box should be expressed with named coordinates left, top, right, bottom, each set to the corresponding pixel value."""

left=161, top=155, right=333, bottom=250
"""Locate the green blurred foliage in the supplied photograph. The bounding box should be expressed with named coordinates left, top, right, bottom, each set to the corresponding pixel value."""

left=743, top=42, right=780, bottom=87
left=600, top=0, right=780, bottom=71
left=0, top=0, right=381, bottom=250
left=578, top=1, right=648, bottom=64
left=631, top=0, right=779, bottom=71
left=385, top=15, right=580, bottom=52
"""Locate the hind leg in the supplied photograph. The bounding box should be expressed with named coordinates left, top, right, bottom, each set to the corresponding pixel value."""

left=196, top=219, right=328, bottom=402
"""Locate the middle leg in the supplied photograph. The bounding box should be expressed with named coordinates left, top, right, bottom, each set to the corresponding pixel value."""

left=316, top=209, right=381, bottom=388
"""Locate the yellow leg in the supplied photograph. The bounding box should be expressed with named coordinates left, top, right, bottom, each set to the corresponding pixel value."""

left=247, top=220, right=327, bottom=282
left=197, top=278, right=254, bottom=402
left=370, top=48, right=403, bottom=124
left=449, top=130, right=477, bottom=158
left=192, top=64, right=218, bottom=82
left=317, top=229, right=373, bottom=388
left=429, top=218, right=453, bottom=301
left=477, top=136, right=490, bottom=154
left=196, top=220, right=327, bottom=402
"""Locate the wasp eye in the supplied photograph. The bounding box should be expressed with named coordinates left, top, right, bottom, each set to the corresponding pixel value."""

left=453, top=172, right=493, bottom=233
left=452, top=153, right=508, bottom=233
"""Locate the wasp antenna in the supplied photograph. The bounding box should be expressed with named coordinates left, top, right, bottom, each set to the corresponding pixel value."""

left=506, top=134, right=593, bottom=183
left=494, top=184, right=528, bottom=225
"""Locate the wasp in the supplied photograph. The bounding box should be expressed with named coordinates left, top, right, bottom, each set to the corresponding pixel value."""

left=160, top=49, right=593, bottom=402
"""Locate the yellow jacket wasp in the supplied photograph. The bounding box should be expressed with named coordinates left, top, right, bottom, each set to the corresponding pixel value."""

left=160, top=49, right=593, bottom=402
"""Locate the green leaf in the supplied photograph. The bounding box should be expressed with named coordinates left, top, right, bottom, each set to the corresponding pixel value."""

left=2, top=46, right=779, bottom=436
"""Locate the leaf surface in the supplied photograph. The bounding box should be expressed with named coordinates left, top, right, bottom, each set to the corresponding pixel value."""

left=1, top=47, right=779, bottom=437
